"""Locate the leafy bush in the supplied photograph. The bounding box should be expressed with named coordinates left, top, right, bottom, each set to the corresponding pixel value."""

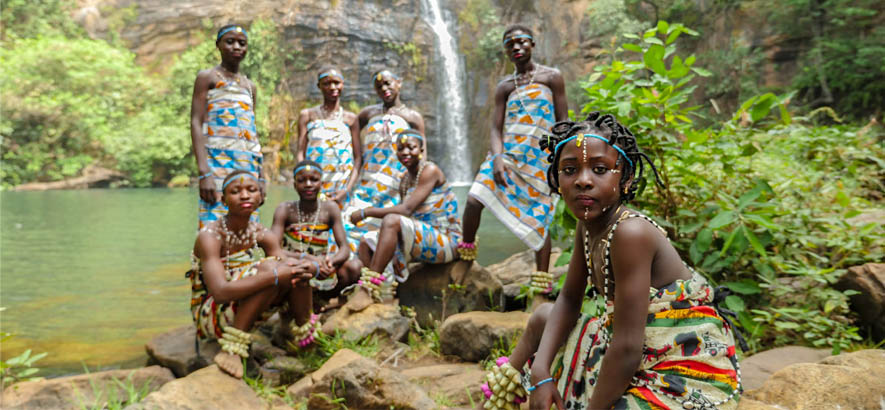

left=555, top=21, right=884, bottom=353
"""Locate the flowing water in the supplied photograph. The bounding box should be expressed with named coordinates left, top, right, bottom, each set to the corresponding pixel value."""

left=420, top=0, right=471, bottom=183
left=0, top=187, right=527, bottom=376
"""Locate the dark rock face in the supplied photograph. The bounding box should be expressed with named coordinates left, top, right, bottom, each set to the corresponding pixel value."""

left=398, top=260, right=504, bottom=327
left=438, top=310, right=530, bottom=362
left=836, top=263, right=885, bottom=341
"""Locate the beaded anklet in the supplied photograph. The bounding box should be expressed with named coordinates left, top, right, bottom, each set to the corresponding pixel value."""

left=358, top=267, right=397, bottom=303
left=529, top=271, right=553, bottom=295
left=456, top=240, right=478, bottom=261
left=290, top=314, right=321, bottom=348
left=218, top=326, right=252, bottom=358
left=480, top=356, right=527, bottom=409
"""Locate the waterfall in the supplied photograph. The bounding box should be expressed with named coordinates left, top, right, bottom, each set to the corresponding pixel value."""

left=419, top=0, right=471, bottom=183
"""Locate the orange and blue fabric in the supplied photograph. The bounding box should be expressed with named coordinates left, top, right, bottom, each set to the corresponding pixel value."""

left=282, top=221, right=338, bottom=291
left=468, top=83, right=556, bottom=250
left=199, top=80, right=262, bottom=229
left=305, top=117, right=354, bottom=202
left=342, top=114, right=409, bottom=251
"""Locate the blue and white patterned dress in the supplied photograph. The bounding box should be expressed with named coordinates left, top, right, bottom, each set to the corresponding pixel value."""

left=305, top=112, right=354, bottom=202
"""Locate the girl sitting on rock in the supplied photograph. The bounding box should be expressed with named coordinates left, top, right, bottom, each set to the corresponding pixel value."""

left=271, top=160, right=361, bottom=311
left=481, top=113, right=743, bottom=409
left=188, top=170, right=316, bottom=379
left=347, top=129, right=461, bottom=311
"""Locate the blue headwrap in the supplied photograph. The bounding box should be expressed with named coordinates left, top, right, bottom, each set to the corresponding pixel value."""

left=553, top=134, right=634, bottom=168
left=503, top=34, right=533, bottom=46
left=375, top=70, right=399, bottom=82
left=294, top=164, right=322, bottom=177
left=217, top=26, right=247, bottom=42
left=397, top=132, right=424, bottom=145
left=221, top=172, right=259, bottom=191
left=318, top=71, right=343, bottom=82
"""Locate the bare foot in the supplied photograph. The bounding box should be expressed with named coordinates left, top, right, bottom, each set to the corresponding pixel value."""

left=214, top=351, right=244, bottom=379
left=449, top=260, right=472, bottom=285
left=345, top=288, right=374, bottom=312
left=319, top=297, right=344, bottom=313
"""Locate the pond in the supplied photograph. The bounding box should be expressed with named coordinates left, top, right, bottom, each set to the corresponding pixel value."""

left=0, top=186, right=530, bottom=376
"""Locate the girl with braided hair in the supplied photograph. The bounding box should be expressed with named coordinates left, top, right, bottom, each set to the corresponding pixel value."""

left=481, top=113, right=742, bottom=410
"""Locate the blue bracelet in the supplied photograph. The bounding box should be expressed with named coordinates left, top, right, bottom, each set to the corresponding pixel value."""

left=312, top=261, right=321, bottom=278
left=527, top=377, right=555, bottom=392
left=198, top=171, right=213, bottom=180
left=360, top=209, right=366, bottom=220
left=272, top=267, right=279, bottom=287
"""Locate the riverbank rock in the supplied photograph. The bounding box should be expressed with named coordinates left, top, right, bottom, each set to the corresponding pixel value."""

left=835, top=262, right=885, bottom=341
left=258, top=356, right=311, bottom=387
left=738, top=345, right=831, bottom=390
left=486, top=248, right=567, bottom=309
left=125, top=365, right=263, bottom=410
left=1, top=366, right=173, bottom=410
left=301, top=349, right=436, bottom=410
left=399, top=260, right=503, bottom=327
left=145, top=325, right=219, bottom=377
left=403, top=363, right=486, bottom=407
left=742, top=349, right=885, bottom=409
left=321, top=302, right=410, bottom=342
left=439, top=311, right=530, bottom=362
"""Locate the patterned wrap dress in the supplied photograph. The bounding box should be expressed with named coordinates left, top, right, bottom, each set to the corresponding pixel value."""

left=281, top=205, right=338, bottom=291
left=187, top=237, right=277, bottom=339
left=304, top=112, right=354, bottom=202
left=199, top=79, right=263, bottom=229
left=364, top=175, right=462, bottom=282
left=468, top=82, right=557, bottom=251
left=342, top=113, right=409, bottom=251
left=524, top=213, right=741, bottom=409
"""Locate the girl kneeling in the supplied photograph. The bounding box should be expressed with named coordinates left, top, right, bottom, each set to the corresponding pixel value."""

left=188, top=170, right=316, bottom=379
left=484, top=113, right=742, bottom=409
left=348, top=129, right=462, bottom=310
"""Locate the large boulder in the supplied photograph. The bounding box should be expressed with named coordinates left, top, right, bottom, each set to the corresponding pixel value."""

left=835, top=263, right=885, bottom=341
left=399, top=260, right=503, bottom=327
left=738, top=346, right=830, bottom=390
left=144, top=326, right=219, bottom=378
left=301, top=349, right=436, bottom=410
left=124, top=365, right=264, bottom=410
left=439, top=311, right=530, bottom=362
left=1, top=366, right=173, bottom=410
left=742, top=349, right=885, bottom=409
left=321, top=302, right=410, bottom=342
left=402, top=363, right=487, bottom=407
left=486, top=248, right=567, bottom=309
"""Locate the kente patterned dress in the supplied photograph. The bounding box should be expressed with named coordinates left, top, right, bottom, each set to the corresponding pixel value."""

left=364, top=176, right=462, bottom=282
left=304, top=110, right=354, bottom=201
left=468, top=82, right=556, bottom=251
left=199, top=79, right=263, bottom=228
left=281, top=207, right=337, bottom=291
left=187, top=246, right=276, bottom=339
left=343, top=113, right=409, bottom=251
left=523, top=212, right=741, bottom=409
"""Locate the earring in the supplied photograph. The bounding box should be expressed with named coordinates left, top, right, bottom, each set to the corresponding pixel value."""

left=623, top=186, right=629, bottom=195
left=418, top=154, right=423, bottom=159
left=557, top=186, right=561, bottom=194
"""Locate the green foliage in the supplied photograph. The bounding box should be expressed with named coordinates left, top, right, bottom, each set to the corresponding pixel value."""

left=457, top=0, right=505, bottom=70
left=75, top=367, right=154, bottom=410
left=295, top=330, right=380, bottom=371
left=244, top=374, right=295, bottom=407
left=563, top=22, right=884, bottom=353
left=1, top=325, right=47, bottom=387
left=0, top=0, right=83, bottom=40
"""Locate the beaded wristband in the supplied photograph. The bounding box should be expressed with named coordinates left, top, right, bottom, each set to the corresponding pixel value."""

left=527, top=377, right=554, bottom=392
left=481, top=356, right=527, bottom=409
left=456, top=240, right=478, bottom=261
left=360, top=209, right=366, bottom=220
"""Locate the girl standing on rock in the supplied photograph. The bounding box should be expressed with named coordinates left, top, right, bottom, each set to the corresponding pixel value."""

left=481, top=113, right=743, bottom=409
left=458, top=25, right=567, bottom=302
left=295, top=66, right=361, bottom=208
left=190, top=24, right=265, bottom=229
left=342, top=69, right=426, bottom=252
left=188, top=170, right=317, bottom=379
left=271, top=160, right=361, bottom=310
left=347, top=129, right=461, bottom=310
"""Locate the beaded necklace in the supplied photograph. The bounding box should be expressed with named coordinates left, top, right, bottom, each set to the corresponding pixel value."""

left=399, top=160, right=427, bottom=199
left=319, top=105, right=342, bottom=121
left=216, top=65, right=244, bottom=87
left=582, top=209, right=742, bottom=409
left=220, top=215, right=258, bottom=271
left=511, top=66, right=537, bottom=113
left=293, top=200, right=322, bottom=256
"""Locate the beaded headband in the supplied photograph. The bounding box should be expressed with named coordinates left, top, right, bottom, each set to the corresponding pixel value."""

left=222, top=172, right=259, bottom=191
left=318, top=71, right=343, bottom=82
left=553, top=134, right=634, bottom=168
left=294, top=164, right=322, bottom=177
left=375, top=70, right=399, bottom=82
left=502, top=33, right=533, bottom=46
left=217, top=26, right=247, bottom=41
left=398, top=132, right=424, bottom=145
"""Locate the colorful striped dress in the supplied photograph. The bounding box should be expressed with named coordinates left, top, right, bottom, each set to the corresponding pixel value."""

left=343, top=113, right=409, bottom=250
left=468, top=82, right=556, bottom=250
left=187, top=244, right=270, bottom=339
left=199, top=79, right=263, bottom=229
left=525, top=213, right=741, bottom=409
left=304, top=113, right=354, bottom=201
left=364, top=174, right=462, bottom=282
left=282, top=214, right=338, bottom=291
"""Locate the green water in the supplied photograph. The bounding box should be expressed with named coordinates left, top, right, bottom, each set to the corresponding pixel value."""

left=0, top=186, right=527, bottom=376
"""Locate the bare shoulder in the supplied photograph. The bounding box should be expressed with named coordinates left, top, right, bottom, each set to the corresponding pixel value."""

left=536, top=65, right=563, bottom=87
left=495, top=75, right=517, bottom=96
left=611, top=215, right=661, bottom=252
left=342, top=109, right=358, bottom=124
